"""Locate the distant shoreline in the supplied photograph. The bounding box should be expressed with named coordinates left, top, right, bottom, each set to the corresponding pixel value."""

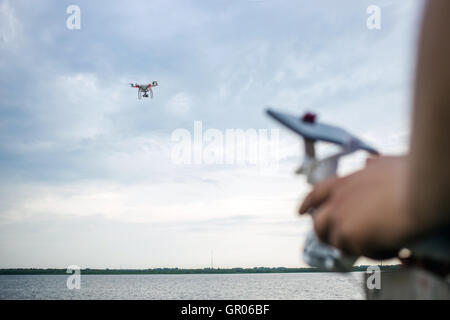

left=0, top=265, right=401, bottom=275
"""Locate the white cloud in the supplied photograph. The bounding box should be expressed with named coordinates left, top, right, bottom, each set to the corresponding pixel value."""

left=166, top=92, right=192, bottom=115
left=0, top=1, right=19, bottom=46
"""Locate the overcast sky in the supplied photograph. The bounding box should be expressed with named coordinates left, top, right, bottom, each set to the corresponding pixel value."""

left=0, top=0, right=423, bottom=268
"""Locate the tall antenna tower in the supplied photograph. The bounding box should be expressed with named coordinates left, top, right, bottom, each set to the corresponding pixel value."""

left=210, top=250, right=214, bottom=269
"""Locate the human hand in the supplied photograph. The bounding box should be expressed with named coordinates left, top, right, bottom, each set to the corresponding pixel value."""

left=299, top=156, right=416, bottom=259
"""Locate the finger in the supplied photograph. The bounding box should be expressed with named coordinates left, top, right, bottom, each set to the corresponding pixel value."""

left=365, top=156, right=378, bottom=167
left=313, top=203, right=334, bottom=245
left=366, top=155, right=403, bottom=168
left=365, top=154, right=384, bottom=167
left=299, top=176, right=339, bottom=214
left=299, top=176, right=339, bottom=215
left=328, top=223, right=356, bottom=255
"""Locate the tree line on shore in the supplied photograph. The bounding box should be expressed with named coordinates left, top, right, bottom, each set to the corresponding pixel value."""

left=0, top=265, right=401, bottom=275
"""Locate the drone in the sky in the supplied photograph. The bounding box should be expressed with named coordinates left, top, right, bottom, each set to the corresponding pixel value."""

left=129, top=81, right=159, bottom=99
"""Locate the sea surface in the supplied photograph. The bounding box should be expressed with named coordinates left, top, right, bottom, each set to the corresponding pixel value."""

left=0, top=272, right=365, bottom=300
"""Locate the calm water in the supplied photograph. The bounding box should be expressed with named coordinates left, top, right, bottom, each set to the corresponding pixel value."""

left=0, top=273, right=365, bottom=300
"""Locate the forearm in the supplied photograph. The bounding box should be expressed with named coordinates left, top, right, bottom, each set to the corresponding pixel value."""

left=408, top=0, right=450, bottom=231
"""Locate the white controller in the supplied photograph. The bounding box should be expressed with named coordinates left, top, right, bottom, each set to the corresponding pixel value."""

left=266, top=109, right=379, bottom=272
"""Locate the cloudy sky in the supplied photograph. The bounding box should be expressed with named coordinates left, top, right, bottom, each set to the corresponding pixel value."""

left=0, top=0, right=423, bottom=268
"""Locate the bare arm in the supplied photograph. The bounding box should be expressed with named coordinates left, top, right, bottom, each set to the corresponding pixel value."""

left=408, top=0, right=450, bottom=232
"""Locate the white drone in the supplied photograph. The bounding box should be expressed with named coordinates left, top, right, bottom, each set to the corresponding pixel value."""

left=129, top=81, right=159, bottom=99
